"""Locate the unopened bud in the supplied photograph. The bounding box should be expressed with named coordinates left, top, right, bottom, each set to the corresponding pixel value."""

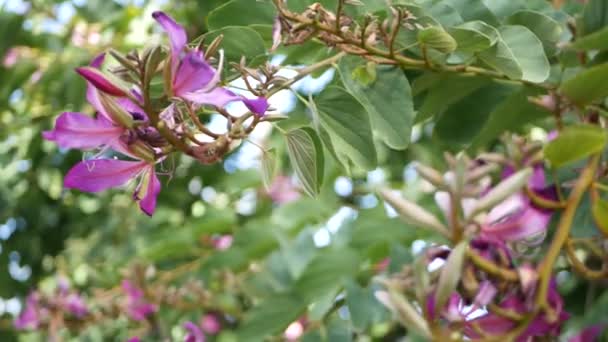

left=76, top=66, right=128, bottom=96
left=380, top=189, right=448, bottom=236
left=109, top=49, right=138, bottom=74
left=418, top=26, right=458, bottom=53
left=415, top=163, right=445, bottom=188
left=471, top=168, right=532, bottom=216
left=375, top=285, right=431, bottom=339
left=466, top=163, right=499, bottom=183
left=435, top=241, right=467, bottom=312
left=205, top=34, right=224, bottom=60
left=98, top=92, right=134, bottom=128
left=129, top=140, right=156, bottom=162
left=143, top=45, right=164, bottom=85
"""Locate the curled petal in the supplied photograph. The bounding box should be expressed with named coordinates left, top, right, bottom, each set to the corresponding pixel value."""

left=64, top=159, right=148, bottom=193
left=242, top=96, right=269, bottom=116
left=152, top=11, right=188, bottom=73
left=173, top=51, right=216, bottom=96
left=76, top=67, right=126, bottom=96
left=135, top=167, right=161, bottom=216
left=482, top=194, right=552, bottom=242
left=43, top=112, right=124, bottom=150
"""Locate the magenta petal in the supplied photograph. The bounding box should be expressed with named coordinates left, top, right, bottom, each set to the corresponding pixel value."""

left=152, top=11, right=188, bottom=73
left=243, top=97, right=269, bottom=116
left=473, top=280, right=497, bottom=307
left=569, top=325, right=604, bottom=342
left=182, top=87, right=241, bottom=108
left=64, top=159, right=148, bottom=193
left=173, top=51, right=216, bottom=96
left=43, top=112, right=124, bottom=150
left=76, top=67, right=126, bottom=96
left=184, top=321, right=206, bottom=342
left=90, top=53, right=105, bottom=68
left=14, top=293, right=41, bottom=330
left=138, top=167, right=161, bottom=216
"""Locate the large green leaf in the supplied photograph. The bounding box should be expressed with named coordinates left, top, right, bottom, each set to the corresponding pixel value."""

left=448, top=21, right=498, bottom=53
left=293, top=248, right=361, bottom=302
left=338, top=56, right=414, bottom=150
left=415, top=74, right=490, bottom=122
left=560, top=63, right=608, bottom=105
left=418, top=0, right=463, bottom=27
left=544, top=125, right=607, bottom=168
left=478, top=25, right=550, bottom=83
left=199, top=26, right=266, bottom=63
left=444, top=0, right=499, bottom=26
left=313, top=86, right=377, bottom=172
left=481, top=0, right=525, bottom=19
left=581, top=0, right=608, bottom=35
left=471, top=86, right=549, bottom=149
left=435, top=82, right=517, bottom=146
left=237, top=294, right=305, bottom=340
left=284, top=127, right=325, bottom=197
left=207, top=0, right=275, bottom=30
left=570, top=26, right=608, bottom=51
left=506, top=10, right=562, bottom=55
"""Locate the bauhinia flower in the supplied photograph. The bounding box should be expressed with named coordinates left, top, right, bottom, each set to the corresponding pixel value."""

left=14, top=292, right=45, bottom=330
left=435, top=165, right=557, bottom=243
left=464, top=280, right=569, bottom=341
left=122, top=280, right=157, bottom=321
left=184, top=321, right=206, bottom=342
left=152, top=11, right=268, bottom=115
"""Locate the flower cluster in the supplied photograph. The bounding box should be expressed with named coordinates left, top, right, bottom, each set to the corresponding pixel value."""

left=15, top=279, right=88, bottom=331
left=43, top=12, right=269, bottom=216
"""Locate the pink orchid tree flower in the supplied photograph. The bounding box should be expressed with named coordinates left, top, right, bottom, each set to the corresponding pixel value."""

left=184, top=321, right=206, bottom=342
left=121, top=280, right=157, bottom=321
left=151, top=11, right=268, bottom=115
left=14, top=292, right=45, bottom=330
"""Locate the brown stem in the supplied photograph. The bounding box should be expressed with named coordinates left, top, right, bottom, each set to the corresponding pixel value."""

left=535, top=154, right=600, bottom=309
left=466, top=249, right=519, bottom=282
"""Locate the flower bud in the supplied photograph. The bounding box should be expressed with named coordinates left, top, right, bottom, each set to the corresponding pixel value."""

left=471, top=168, right=532, bottom=217
left=375, top=286, right=432, bottom=339
left=380, top=189, right=448, bottom=236
left=129, top=140, right=156, bottom=162
left=415, top=163, right=445, bottom=188
left=98, top=92, right=134, bottom=128
left=418, top=26, right=458, bottom=53
left=76, top=66, right=127, bottom=96
left=143, top=45, right=164, bottom=85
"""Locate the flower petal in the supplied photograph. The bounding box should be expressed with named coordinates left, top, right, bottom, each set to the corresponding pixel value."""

left=184, top=321, right=206, bottom=342
left=43, top=112, right=124, bottom=150
left=137, top=167, right=161, bottom=216
left=173, top=51, right=215, bottom=96
left=182, top=87, right=242, bottom=108
left=242, top=96, right=269, bottom=116
left=152, top=11, right=188, bottom=73
left=64, top=159, right=148, bottom=193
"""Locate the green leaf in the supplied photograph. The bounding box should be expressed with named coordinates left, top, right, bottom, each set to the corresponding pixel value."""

left=448, top=21, right=499, bottom=52
left=338, top=56, right=414, bottom=150
left=506, top=10, right=562, bottom=56
left=416, top=74, right=490, bottom=122
left=478, top=25, right=550, bottom=83
left=592, top=199, right=608, bottom=236
left=570, top=26, right=608, bottom=51
left=345, top=280, right=372, bottom=331
left=313, top=86, right=377, bottom=172
left=418, top=0, right=463, bottom=27
left=544, top=125, right=607, bottom=168
left=560, top=63, right=608, bottom=105
left=444, top=0, right=498, bottom=26
left=418, top=26, right=458, bottom=53
left=206, top=0, right=275, bottom=30
left=261, top=148, right=277, bottom=190
left=284, top=127, right=325, bottom=197
left=293, top=248, right=361, bottom=302
left=435, top=82, right=517, bottom=147
left=237, top=294, right=305, bottom=340
left=199, top=26, right=266, bottom=63
left=581, top=0, right=608, bottom=35
left=481, top=0, right=525, bottom=19
left=471, top=87, right=549, bottom=149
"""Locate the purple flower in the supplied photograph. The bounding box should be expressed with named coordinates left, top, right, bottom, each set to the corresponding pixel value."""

left=64, top=158, right=160, bottom=216
left=184, top=321, right=206, bottom=342
left=267, top=175, right=301, bottom=204
left=63, top=293, right=88, bottom=318
left=122, top=280, right=157, bottom=321
left=43, top=112, right=125, bottom=150
left=464, top=280, right=569, bottom=341
left=569, top=325, right=605, bottom=342
left=151, top=11, right=268, bottom=115
left=76, top=66, right=127, bottom=96
left=200, top=313, right=222, bottom=335
left=14, top=292, right=43, bottom=330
